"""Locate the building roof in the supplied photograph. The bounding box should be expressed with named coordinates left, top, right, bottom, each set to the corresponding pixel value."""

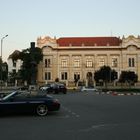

left=8, top=50, right=21, bottom=59
left=57, top=37, right=121, bottom=46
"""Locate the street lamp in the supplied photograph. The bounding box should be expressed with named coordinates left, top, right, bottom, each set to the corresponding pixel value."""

left=1, top=35, right=8, bottom=59
left=1, top=35, right=8, bottom=90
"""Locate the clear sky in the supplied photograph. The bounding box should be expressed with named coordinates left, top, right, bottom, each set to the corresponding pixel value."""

left=0, top=0, right=140, bottom=61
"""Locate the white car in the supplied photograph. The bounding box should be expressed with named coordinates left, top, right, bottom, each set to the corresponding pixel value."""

left=81, top=86, right=98, bottom=92
left=39, top=84, right=51, bottom=91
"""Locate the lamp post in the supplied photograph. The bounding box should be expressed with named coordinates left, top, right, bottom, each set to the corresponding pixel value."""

left=1, top=35, right=8, bottom=90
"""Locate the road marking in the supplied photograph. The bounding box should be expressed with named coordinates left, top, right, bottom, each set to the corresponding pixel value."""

left=76, top=115, right=80, bottom=118
left=82, top=91, right=140, bottom=96
left=61, top=106, right=80, bottom=118
left=72, top=112, right=76, bottom=115
left=56, top=115, right=70, bottom=119
left=77, top=124, right=118, bottom=132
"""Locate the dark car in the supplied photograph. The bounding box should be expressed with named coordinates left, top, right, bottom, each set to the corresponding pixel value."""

left=17, top=86, right=29, bottom=90
left=0, top=91, right=60, bottom=116
left=40, top=83, right=67, bottom=94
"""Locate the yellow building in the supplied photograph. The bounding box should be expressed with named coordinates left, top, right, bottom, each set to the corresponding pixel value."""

left=37, top=35, right=140, bottom=87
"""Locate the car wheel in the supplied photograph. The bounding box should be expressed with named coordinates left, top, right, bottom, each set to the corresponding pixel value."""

left=36, top=104, right=48, bottom=116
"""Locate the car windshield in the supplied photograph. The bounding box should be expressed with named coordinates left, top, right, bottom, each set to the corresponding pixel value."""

left=3, top=91, right=18, bottom=100
left=2, top=91, right=50, bottom=101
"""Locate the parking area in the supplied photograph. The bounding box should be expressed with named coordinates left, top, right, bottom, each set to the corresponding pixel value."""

left=0, top=91, right=140, bottom=140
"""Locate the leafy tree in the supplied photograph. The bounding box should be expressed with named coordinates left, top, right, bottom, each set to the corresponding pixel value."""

left=111, top=70, right=118, bottom=81
left=8, top=71, right=17, bottom=84
left=94, top=66, right=117, bottom=87
left=0, top=61, right=8, bottom=82
left=14, top=42, right=43, bottom=85
left=119, top=71, right=138, bottom=86
left=94, top=70, right=101, bottom=83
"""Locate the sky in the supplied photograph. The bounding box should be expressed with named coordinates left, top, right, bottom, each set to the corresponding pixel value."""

left=0, top=0, right=140, bottom=61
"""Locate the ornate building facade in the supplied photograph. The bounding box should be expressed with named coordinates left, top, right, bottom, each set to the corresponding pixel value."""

left=37, top=35, right=140, bottom=86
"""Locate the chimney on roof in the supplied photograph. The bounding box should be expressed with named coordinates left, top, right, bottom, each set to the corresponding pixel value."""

left=81, top=43, right=85, bottom=46
left=107, top=43, right=110, bottom=46
left=94, top=43, right=97, bottom=46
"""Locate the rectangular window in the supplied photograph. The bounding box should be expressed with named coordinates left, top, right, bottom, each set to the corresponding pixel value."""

left=98, top=58, right=105, bottom=67
left=45, top=72, right=51, bottom=80
left=112, top=58, right=118, bottom=67
left=132, top=58, right=135, bottom=67
left=74, top=59, right=80, bottom=67
left=86, top=59, right=93, bottom=68
left=61, top=59, right=67, bottom=68
left=128, top=58, right=131, bottom=67
left=13, top=60, right=16, bottom=67
left=74, top=72, right=80, bottom=80
left=128, top=58, right=135, bottom=67
left=45, top=59, right=51, bottom=68
left=61, top=72, right=67, bottom=80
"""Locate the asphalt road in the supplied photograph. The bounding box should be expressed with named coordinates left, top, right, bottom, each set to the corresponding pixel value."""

left=0, top=91, right=140, bottom=140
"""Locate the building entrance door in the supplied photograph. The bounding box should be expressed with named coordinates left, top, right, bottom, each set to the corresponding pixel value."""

left=87, top=72, right=93, bottom=87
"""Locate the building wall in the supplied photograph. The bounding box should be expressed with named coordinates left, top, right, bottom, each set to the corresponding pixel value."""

left=8, top=58, right=22, bottom=73
left=37, top=35, right=140, bottom=86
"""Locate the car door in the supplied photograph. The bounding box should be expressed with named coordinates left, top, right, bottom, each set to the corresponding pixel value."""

left=3, top=95, right=29, bottom=114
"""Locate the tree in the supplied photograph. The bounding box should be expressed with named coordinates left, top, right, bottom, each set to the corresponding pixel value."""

left=18, top=42, right=43, bottom=85
left=0, top=61, right=8, bottom=82
left=94, top=70, right=102, bottom=83
left=111, top=70, right=118, bottom=82
left=119, top=71, right=138, bottom=86
left=8, top=71, right=17, bottom=85
left=94, top=66, right=117, bottom=87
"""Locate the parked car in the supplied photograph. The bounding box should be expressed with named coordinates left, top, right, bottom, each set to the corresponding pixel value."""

left=39, top=83, right=67, bottom=94
left=81, top=86, right=99, bottom=92
left=0, top=91, right=60, bottom=116
left=17, top=86, right=29, bottom=90
left=39, top=84, right=51, bottom=91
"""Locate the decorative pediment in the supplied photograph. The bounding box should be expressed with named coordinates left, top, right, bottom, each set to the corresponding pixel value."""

left=122, top=35, right=140, bottom=48
left=127, top=45, right=137, bottom=51
left=42, top=46, right=53, bottom=53
left=37, top=36, right=57, bottom=48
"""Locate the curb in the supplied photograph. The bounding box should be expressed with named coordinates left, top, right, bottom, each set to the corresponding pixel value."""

left=111, top=92, right=140, bottom=96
